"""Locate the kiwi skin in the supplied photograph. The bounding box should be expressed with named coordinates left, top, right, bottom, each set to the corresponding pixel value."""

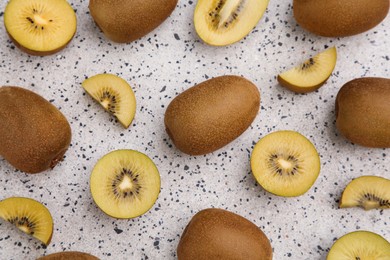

left=0, top=86, right=72, bottom=173
left=165, top=75, right=260, bottom=155
left=293, top=0, right=389, bottom=37
left=335, top=77, right=390, bottom=148
left=37, top=252, right=100, bottom=260
left=177, top=208, right=272, bottom=260
left=89, top=0, right=178, bottom=43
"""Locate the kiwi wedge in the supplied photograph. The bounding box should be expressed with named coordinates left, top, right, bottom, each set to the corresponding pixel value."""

left=4, top=0, right=77, bottom=56
left=37, top=251, right=99, bottom=260
left=82, top=74, right=136, bottom=129
left=327, top=231, right=390, bottom=260
left=340, top=176, right=390, bottom=210
left=0, top=197, right=53, bottom=245
left=90, top=150, right=160, bottom=219
left=278, top=47, right=337, bottom=93
left=250, top=130, right=321, bottom=197
left=194, top=0, right=270, bottom=46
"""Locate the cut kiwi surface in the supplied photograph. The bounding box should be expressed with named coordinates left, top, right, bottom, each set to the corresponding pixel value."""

left=340, top=176, right=390, bottom=210
left=90, top=150, right=161, bottom=219
left=327, top=231, right=390, bottom=260
left=194, top=0, right=269, bottom=46
left=4, top=0, right=77, bottom=55
left=277, top=47, right=337, bottom=93
left=250, top=130, right=320, bottom=197
left=0, top=197, right=53, bottom=245
left=82, top=74, right=137, bottom=128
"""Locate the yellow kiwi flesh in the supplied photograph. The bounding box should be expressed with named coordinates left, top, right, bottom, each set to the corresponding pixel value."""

left=82, top=74, right=136, bottom=129
left=0, top=197, right=53, bottom=245
left=4, top=0, right=77, bottom=55
left=340, top=176, right=390, bottom=210
left=327, top=231, right=390, bottom=260
left=251, top=131, right=320, bottom=197
left=90, top=150, right=160, bottom=219
left=194, top=0, right=270, bottom=46
left=277, top=47, right=337, bottom=93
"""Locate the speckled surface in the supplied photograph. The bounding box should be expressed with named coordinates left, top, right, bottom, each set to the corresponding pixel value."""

left=0, top=1, right=389, bottom=259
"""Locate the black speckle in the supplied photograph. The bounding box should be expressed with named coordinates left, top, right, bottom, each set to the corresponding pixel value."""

left=174, top=33, right=180, bottom=40
left=114, top=227, right=123, bottom=234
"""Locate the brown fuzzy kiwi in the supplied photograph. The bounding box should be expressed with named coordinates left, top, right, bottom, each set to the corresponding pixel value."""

left=0, top=86, right=71, bottom=173
left=37, top=251, right=100, bottom=260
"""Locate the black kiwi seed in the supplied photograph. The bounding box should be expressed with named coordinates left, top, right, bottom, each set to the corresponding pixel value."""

left=8, top=216, right=36, bottom=234
left=301, top=58, right=316, bottom=70
left=112, top=168, right=142, bottom=199
left=268, top=153, right=300, bottom=176
left=359, top=193, right=390, bottom=207
left=209, top=0, right=245, bottom=28
left=98, top=88, right=121, bottom=114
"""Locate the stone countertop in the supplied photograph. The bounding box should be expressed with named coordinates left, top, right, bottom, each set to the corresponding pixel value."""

left=0, top=1, right=389, bottom=259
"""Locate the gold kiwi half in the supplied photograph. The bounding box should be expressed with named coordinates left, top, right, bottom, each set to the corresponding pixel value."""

left=194, top=0, right=270, bottom=46
left=277, top=47, right=337, bottom=93
left=340, top=175, right=390, bottom=210
left=90, top=150, right=161, bottom=219
left=4, top=0, right=77, bottom=55
left=327, top=231, right=390, bottom=260
left=0, top=197, right=53, bottom=245
left=250, top=130, right=321, bottom=197
left=82, top=74, right=137, bottom=129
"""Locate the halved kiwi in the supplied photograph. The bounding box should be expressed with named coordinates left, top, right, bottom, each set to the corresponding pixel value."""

left=4, top=0, right=77, bottom=56
left=90, top=150, right=161, bottom=219
left=194, top=0, right=270, bottom=46
left=327, top=231, right=390, bottom=260
left=340, top=176, right=390, bottom=210
left=82, top=74, right=137, bottom=129
left=0, top=197, right=53, bottom=245
left=37, top=251, right=99, bottom=260
left=277, top=47, right=337, bottom=93
left=250, top=130, right=321, bottom=197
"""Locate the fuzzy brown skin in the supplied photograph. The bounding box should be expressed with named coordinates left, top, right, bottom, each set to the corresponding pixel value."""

left=89, top=0, right=178, bottom=43
left=0, top=86, right=72, bottom=173
left=37, top=252, right=99, bottom=260
left=335, top=77, right=390, bottom=148
left=164, top=75, right=260, bottom=155
left=177, top=208, right=273, bottom=260
left=293, top=0, right=389, bottom=37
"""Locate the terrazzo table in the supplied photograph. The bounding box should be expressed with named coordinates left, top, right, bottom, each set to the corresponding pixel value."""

left=0, top=1, right=389, bottom=259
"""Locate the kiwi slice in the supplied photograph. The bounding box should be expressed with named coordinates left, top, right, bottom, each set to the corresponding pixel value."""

left=90, top=150, right=161, bottom=219
left=277, top=47, right=337, bottom=93
left=194, top=0, right=270, bottom=46
left=327, top=231, right=390, bottom=260
left=0, top=197, right=53, bottom=245
left=340, top=176, right=390, bottom=210
left=250, top=130, right=321, bottom=197
left=82, top=74, right=136, bottom=129
left=4, top=0, right=77, bottom=56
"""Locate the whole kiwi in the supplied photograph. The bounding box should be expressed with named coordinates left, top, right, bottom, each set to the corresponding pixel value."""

left=177, top=208, right=273, bottom=260
left=37, top=251, right=99, bottom=260
left=293, top=0, right=389, bottom=37
left=0, top=86, right=71, bottom=173
left=89, top=0, right=178, bottom=43
left=164, top=75, right=260, bottom=155
left=335, top=77, right=390, bottom=148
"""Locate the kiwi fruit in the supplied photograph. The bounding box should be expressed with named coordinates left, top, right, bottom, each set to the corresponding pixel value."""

left=250, top=130, right=321, bottom=197
left=340, top=176, right=390, bottom=210
left=327, top=231, right=390, bottom=259
left=177, top=208, right=272, bottom=260
left=4, top=0, right=77, bottom=56
left=90, top=149, right=160, bottom=219
left=165, top=75, right=260, bottom=155
left=335, top=77, right=390, bottom=148
left=37, top=251, right=99, bottom=260
left=194, top=0, right=270, bottom=46
left=0, top=86, right=72, bottom=173
left=293, top=0, right=389, bottom=37
left=277, top=47, right=337, bottom=93
left=89, top=0, right=178, bottom=43
left=0, top=197, right=53, bottom=245
left=82, top=74, right=136, bottom=129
